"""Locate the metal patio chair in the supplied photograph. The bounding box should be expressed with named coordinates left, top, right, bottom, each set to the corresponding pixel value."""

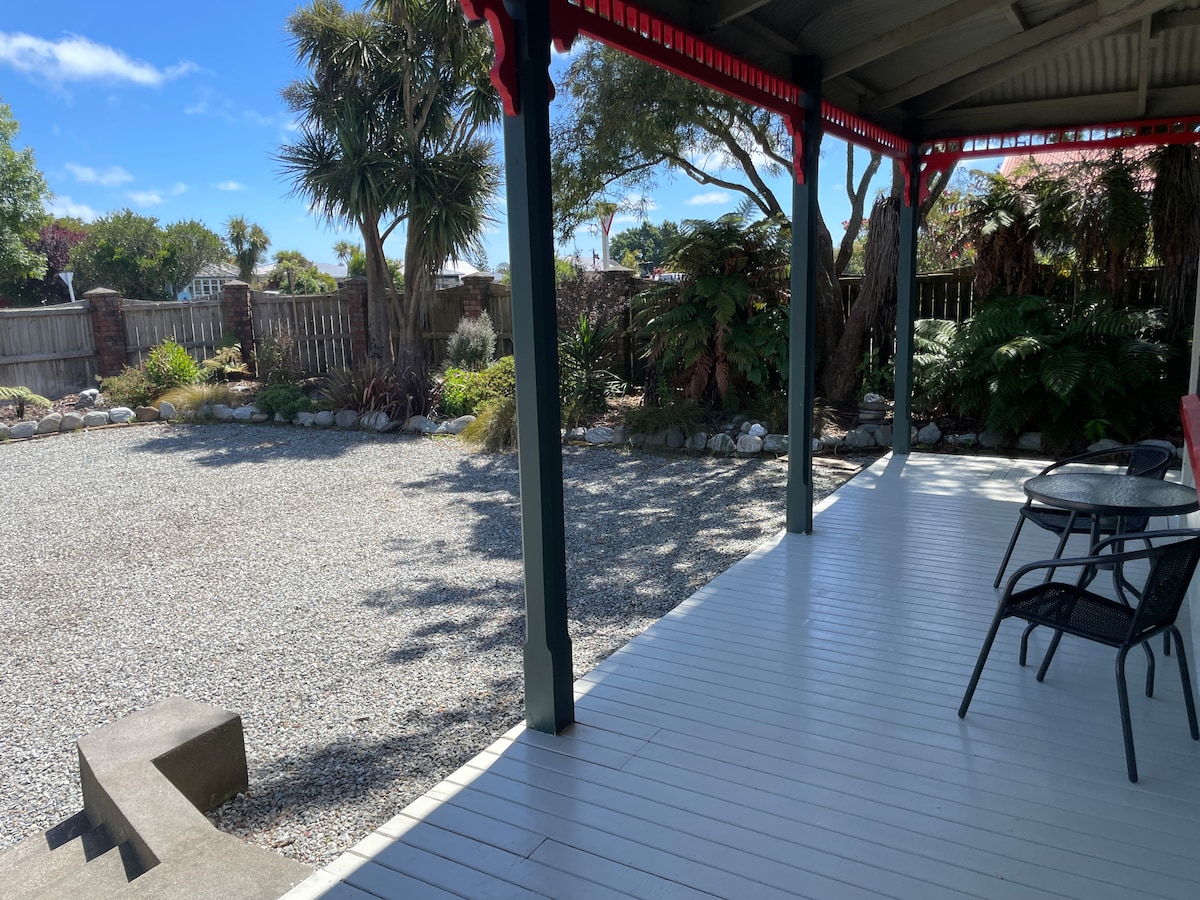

left=993, top=442, right=1174, bottom=589
left=960, top=529, right=1200, bottom=782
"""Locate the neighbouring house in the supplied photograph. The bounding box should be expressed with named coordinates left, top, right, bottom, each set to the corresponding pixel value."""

left=184, top=261, right=240, bottom=300
left=436, top=258, right=488, bottom=290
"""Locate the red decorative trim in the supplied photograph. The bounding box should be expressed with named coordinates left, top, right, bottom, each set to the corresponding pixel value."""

left=1181, top=394, right=1200, bottom=502
left=902, top=152, right=961, bottom=207
left=460, top=0, right=519, bottom=115
left=922, top=115, right=1200, bottom=168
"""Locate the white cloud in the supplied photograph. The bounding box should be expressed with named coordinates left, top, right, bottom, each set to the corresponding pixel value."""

left=0, top=32, right=196, bottom=86
left=169, top=182, right=187, bottom=195
left=687, top=190, right=733, bottom=206
left=65, top=162, right=133, bottom=186
left=128, top=190, right=163, bottom=206
left=186, top=90, right=282, bottom=129
left=215, top=181, right=245, bottom=191
left=47, top=195, right=97, bottom=221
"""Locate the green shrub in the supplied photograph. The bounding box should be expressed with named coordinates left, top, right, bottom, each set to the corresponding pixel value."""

left=254, top=329, right=303, bottom=384
left=202, top=344, right=250, bottom=382
left=0, top=386, right=52, bottom=419
left=255, top=383, right=316, bottom=420
left=623, top=399, right=707, bottom=437
left=440, top=355, right=516, bottom=417
left=100, top=366, right=155, bottom=408
left=446, top=312, right=497, bottom=371
left=460, top=396, right=518, bottom=451
left=559, top=314, right=625, bottom=427
left=157, top=383, right=236, bottom=418
left=144, top=339, right=201, bottom=393
left=319, top=359, right=424, bottom=420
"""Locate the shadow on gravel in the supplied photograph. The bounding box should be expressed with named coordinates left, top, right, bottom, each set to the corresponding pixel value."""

left=124, top=425, right=408, bottom=466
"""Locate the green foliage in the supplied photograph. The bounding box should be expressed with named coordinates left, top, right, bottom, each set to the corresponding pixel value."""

left=0, top=385, right=51, bottom=419
left=226, top=216, right=271, bottom=283
left=269, top=249, right=335, bottom=294
left=460, top=396, right=518, bottom=452
left=911, top=318, right=959, bottom=413
left=253, top=330, right=303, bottom=384
left=609, top=220, right=681, bottom=273
left=439, top=355, right=516, bottom=418
left=559, top=314, right=625, bottom=427
left=446, top=311, right=496, bottom=371
left=622, top=400, right=707, bottom=438
left=319, top=359, right=423, bottom=421
left=163, top=220, right=230, bottom=295
left=144, top=339, right=201, bottom=393
left=157, top=383, right=237, bottom=418
left=202, top=344, right=251, bottom=382
left=100, top=366, right=155, bottom=409
left=635, top=214, right=790, bottom=405
left=854, top=349, right=894, bottom=400
left=0, top=99, right=50, bottom=302
left=254, top=382, right=315, bottom=420
left=952, top=293, right=1172, bottom=447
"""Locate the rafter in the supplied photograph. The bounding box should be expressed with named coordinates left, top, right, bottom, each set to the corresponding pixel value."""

left=1004, top=2, right=1026, bottom=32
left=1137, top=16, right=1152, bottom=117
left=907, top=0, right=1181, bottom=117
left=693, top=0, right=773, bottom=35
left=821, top=0, right=1002, bottom=79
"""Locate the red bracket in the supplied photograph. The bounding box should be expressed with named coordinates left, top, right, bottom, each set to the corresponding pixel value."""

left=901, top=152, right=961, bottom=207
left=460, top=0, right=519, bottom=115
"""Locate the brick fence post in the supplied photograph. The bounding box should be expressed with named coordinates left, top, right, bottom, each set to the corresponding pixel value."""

left=220, top=281, right=255, bottom=372
left=460, top=274, right=495, bottom=320
left=342, top=277, right=368, bottom=366
left=85, top=287, right=127, bottom=377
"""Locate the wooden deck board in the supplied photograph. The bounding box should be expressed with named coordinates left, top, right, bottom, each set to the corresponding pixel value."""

left=288, top=453, right=1200, bottom=899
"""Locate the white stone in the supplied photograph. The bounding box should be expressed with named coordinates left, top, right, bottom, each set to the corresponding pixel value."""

left=844, top=428, right=876, bottom=450
left=80, top=388, right=100, bottom=398
left=566, top=426, right=587, bottom=441
left=643, top=429, right=668, bottom=447
left=585, top=426, right=614, bottom=444
left=294, top=412, right=317, bottom=426
left=951, top=432, right=978, bottom=446
left=108, top=407, right=135, bottom=424
left=212, top=404, right=235, bottom=422
left=334, top=409, right=358, bottom=428
left=60, top=413, right=85, bottom=432
left=314, top=410, right=336, bottom=426
left=9, top=421, right=36, bottom=439
left=748, top=423, right=767, bottom=438
left=404, top=415, right=436, bottom=433
left=979, top=430, right=1003, bottom=448
left=740, top=421, right=752, bottom=434
left=666, top=425, right=686, bottom=449
left=763, top=433, right=788, bottom=454
left=916, top=423, right=942, bottom=444
left=444, top=416, right=476, bottom=435
left=735, top=434, right=763, bottom=455
left=250, top=413, right=269, bottom=423
left=1017, top=432, right=1042, bottom=452
left=707, top=433, right=735, bottom=452
left=611, top=425, right=627, bottom=445
left=36, top=413, right=63, bottom=434
left=233, top=405, right=259, bottom=422
left=686, top=431, right=708, bottom=451
left=820, top=433, right=844, bottom=450
left=811, top=438, right=823, bottom=453
left=274, top=413, right=288, bottom=423
left=83, top=411, right=109, bottom=427
left=134, top=405, right=160, bottom=422
left=157, top=400, right=176, bottom=420
left=875, top=425, right=892, bottom=447
left=629, top=432, right=647, bottom=446
left=359, top=411, right=390, bottom=432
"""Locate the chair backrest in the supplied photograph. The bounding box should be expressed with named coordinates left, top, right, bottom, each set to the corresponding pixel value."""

left=1125, top=443, right=1173, bottom=480
left=1129, top=535, right=1200, bottom=640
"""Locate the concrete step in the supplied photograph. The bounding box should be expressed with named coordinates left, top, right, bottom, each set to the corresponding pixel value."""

left=0, top=812, right=143, bottom=900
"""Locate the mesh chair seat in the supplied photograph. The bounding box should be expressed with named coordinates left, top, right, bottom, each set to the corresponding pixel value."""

left=1007, top=583, right=1134, bottom=645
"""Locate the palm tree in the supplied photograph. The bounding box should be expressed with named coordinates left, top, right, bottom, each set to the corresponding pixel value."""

left=279, top=0, right=501, bottom=380
left=225, top=215, right=271, bottom=283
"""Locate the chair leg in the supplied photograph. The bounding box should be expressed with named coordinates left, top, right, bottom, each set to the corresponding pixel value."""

left=1045, top=514, right=1078, bottom=583
left=1164, top=632, right=1172, bottom=657
left=1145, top=641, right=1157, bottom=698
left=1115, top=646, right=1139, bottom=783
left=959, top=605, right=1009, bottom=718
left=1036, top=630, right=1063, bottom=682
left=1019, top=621, right=1038, bottom=666
left=994, top=516, right=1027, bottom=589
left=1170, top=627, right=1200, bottom=741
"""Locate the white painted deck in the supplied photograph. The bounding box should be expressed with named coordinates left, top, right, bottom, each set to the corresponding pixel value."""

left=287, top=453, right=1200, bottom=900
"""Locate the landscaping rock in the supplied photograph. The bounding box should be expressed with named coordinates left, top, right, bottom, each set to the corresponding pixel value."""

left=820, top=433, right=844, bottom=450
left=844, top=428, right=876, bottom=450
left=83, top=411, right=109, bottom=427
left=250, top=413, right=270, bottom=423
left=158, top=400, right=176, bottom=420
left=916, top=422, right=942, bottom=444
left=60, top=413, right=85, bottom=432
left=74, top=393, right=96, bottom=409
left=0, top=423, right=7, bottom=440
left=686, top=431, right=708, bottom=451
left=1086, top=438, right=1123, bottom=453
left=979, top=430, right=1003, bottom=448
left=748, top=423, right=767, bottom=438
left=444, top=416, right=475, bottom=435
left=707, top=433, right=735, bottom=452
left=666, top=425, right=686, bottom=449
left=36, top=413, right=63, bottom=434
left=135, top=405, right=160, bottom=422
left=212, top=404, right=235, bottom=422
left=108, top=407, right=135, bottom=424
left=763, top=433, right=788, bottom=454
left=740, top=421, right=753, bottom=434
left=232, top=405, right=258, bottom=422
left=736, top=434, right=763, bottom=456
left=566, top=426, right=586, bottom=441
left=9, top=421, right=36, bottom=439
left=585, top=426, right=614, bottom=444
left=404, top=415, right=441, bottom=434
left=359, top=411, right=391, bottom=432
left=811, top=438, right=823, bottom=453
left=875, top=425, right=893, bottom=447
left=314, top=410, right=336, bottom=427
left=294, top=412, right=317, bottom=426
left=334, top=409, right=358, bottom=428
left=629, top=432, right=647, bottom=446
left=643, top=430, right=668, bottom=448
left=611, top=425, right=627, bottom=445
left=1017, top=432, right=1042, bottom=452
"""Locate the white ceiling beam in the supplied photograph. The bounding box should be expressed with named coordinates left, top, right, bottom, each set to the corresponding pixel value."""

left=1004, top=2, right=1027, bottom=32
left=821, top=0, right=1004, bottom=79
left=906, top=0, right=1181, bottom=116
left=1136, top=16, right=1152, bottom=117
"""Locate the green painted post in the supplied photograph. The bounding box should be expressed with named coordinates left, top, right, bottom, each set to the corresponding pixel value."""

left=787, top=62, right=823, bottom=535
left=894, top=141, right=921, bottom=455
left=502, top=0, right=574, bottom=733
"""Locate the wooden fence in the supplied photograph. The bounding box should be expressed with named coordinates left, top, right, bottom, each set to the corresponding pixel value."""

left=423, top=285, right=514, bottom=368
left=0, top=302, right=97, bottom=398
left=123, top=298, right=225, bottom=365
left=252, top=292, right=353, bottom=374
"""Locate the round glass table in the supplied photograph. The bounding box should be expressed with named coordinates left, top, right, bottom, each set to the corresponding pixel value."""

left=1023, top=473, right=1200, bottom=522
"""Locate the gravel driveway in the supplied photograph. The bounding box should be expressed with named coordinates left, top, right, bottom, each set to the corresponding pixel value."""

left=0, top=424, right=862, bottom=868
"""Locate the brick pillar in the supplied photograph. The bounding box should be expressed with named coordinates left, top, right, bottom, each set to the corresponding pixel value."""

left=86, top=287, right=127, bottom=377
left=342, top=276, right=368, bottom=366
left=220, top=281, right=255, bottom=372
left=460, top=274, right=495, bottom=320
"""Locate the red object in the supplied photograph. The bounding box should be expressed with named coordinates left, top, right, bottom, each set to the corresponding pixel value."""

left=1181, top=395, right=1200, bottom=502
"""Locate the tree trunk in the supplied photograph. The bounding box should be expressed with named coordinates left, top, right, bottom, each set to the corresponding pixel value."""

left=814, top=213, right=843, bottom=377
left=360, top=222, right=394, bottom=363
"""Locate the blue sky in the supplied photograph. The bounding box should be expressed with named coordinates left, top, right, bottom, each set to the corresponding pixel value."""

left=1, top=2, right=991, bottom=273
